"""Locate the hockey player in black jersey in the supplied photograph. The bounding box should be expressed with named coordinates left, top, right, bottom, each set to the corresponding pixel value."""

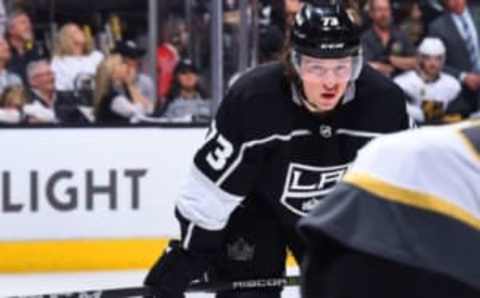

left=145, top=2, right=412, bottom=298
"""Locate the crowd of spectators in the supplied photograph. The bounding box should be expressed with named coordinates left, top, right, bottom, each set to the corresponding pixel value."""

left=0, top=0, right=479, bottom=127
left=0, top=1, right=211, bottom=126
left=358, top=0, right=480, bottom=124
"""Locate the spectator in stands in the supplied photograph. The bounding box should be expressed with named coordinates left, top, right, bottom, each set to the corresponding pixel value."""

left=23, top=60, right=58, bottom=123
left=94, top=54, right=152, bottom=124
left=51, top=23, right=103, bottom=92
left=399, top=1, right=425, bottom=45
left=260, top=0, right=304, bottom=42
left=429, top=0, right=480, bottom=115
left=113, top=40, right=156, bottom=111
left=0, top=36, right=22, bottom=95
left=258, top=25, right=285, bottom=64
left=267, top=0, right=304, bottom=30
left=394, top=37, right=462, bottom=124
left=6, top=10, right=48, bottom=83
left=0, top=85, right=26, bottom=124
left=283, top=0, right=304, bottom=26
left=361, top=0, right=417, bottom=77
left=156, top=18, right=184, bottom=103
left=227, top=24, right=285, bottom=89
left=161, top=59, right=210, bottom=121
left=420, top=0, right=444, bottom=26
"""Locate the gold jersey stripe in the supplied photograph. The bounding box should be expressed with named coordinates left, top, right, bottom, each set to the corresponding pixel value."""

left=344, top=172, right=480, bottom=232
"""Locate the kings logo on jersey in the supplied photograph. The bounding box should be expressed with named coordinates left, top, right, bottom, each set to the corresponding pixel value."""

left=280, top=163, right=350, bottom=216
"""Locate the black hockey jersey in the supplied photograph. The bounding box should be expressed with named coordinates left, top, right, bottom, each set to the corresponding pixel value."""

left=175, top=62, right=411, bottom=252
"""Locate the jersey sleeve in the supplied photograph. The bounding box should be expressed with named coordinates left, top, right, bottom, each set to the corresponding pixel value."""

left=175, top=84, right=268, bottom=253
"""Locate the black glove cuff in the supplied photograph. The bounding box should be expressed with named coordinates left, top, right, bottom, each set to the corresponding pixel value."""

left=144, top=240, right=210, bottom=297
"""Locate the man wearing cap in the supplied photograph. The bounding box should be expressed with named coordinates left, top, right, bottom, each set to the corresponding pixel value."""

left=162, top=59, right=209, bottom=121
left=113, top=40, right=156, bottom=112
left=394, top=37, right=463, bottom=124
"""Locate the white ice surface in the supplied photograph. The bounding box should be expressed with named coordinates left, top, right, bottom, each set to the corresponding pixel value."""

left=0, top=268, right=300, bottom=298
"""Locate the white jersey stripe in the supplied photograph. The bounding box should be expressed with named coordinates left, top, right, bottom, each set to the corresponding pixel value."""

left=182, top=222, right=195, bottom=249
left=177, top=165, right=244, bottom=231
left=216, top=130, right=312, bottom=186
left=336, top=128, right=384, bottom=138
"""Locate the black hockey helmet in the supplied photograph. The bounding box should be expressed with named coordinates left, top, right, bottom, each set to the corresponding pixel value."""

left=290, top=1, right=363, bottom=84
left=291, top=1, right=362, bottom=59
left=288, top=1, right=364, bottom=113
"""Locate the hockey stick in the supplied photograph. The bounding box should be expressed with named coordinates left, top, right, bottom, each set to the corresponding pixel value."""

left=8, top=275, right=301, bottom=298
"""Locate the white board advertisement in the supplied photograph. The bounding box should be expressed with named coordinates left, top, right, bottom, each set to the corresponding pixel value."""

left=0, top=127, right=207, bottom=241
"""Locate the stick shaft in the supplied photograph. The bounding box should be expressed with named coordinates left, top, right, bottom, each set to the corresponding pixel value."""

left=8, top=276, right=301, bottom=298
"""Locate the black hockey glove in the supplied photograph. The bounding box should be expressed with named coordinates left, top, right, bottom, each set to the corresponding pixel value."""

left=144, top=240, right=210, bottom=298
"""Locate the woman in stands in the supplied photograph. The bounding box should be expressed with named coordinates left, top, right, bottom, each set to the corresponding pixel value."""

left=51, top=23, right=103, bottom=92
left=0, top=85, right=27, bottom=125
left=94, top=54, right=152, bottom=124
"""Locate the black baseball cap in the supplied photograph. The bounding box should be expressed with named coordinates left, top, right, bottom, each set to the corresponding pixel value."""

left=174, top=59, right=198, bottom=74
left=113, top=40, right=146, bottom=58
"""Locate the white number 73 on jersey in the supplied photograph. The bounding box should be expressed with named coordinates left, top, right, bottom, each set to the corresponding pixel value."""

left=205, top=122, right=234, bottom=170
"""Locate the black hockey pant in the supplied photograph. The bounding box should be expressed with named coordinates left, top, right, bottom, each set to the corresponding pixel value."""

left=210, top=200, right=304, bottom=298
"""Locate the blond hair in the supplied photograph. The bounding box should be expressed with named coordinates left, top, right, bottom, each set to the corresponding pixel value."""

left=0, top=85, right=27, bottom=109
left=54, top=23, right=93, bottom=56
left=94, top=54, right=123, bottom=115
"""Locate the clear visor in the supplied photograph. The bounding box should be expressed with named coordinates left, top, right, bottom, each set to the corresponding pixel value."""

left=291, top=50, right=363, bottom=82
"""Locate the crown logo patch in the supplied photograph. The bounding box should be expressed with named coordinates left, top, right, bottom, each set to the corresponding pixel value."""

left=227, top=237, right=255, bottom=261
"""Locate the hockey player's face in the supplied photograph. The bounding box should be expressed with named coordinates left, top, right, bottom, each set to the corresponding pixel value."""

left=300, top=57, right=352, bottom=112
left=420, top=55, right=443, bottom=79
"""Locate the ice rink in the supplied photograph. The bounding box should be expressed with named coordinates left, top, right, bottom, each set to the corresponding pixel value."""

left=0, top=268, right=301, bottom=298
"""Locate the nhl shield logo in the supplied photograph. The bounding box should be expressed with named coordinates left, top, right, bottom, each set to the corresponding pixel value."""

left=280, top=162, right=350, bottom=216
left=319, top=125, right=333, bottom=138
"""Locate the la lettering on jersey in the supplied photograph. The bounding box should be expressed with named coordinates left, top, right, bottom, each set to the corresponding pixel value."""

left=282, top=163, right=350, bottom=216
left=182, top=63, right=410, bottom=230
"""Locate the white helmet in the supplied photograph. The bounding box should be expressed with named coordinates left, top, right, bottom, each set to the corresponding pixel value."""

left=418, top=37, right=446, bottom=56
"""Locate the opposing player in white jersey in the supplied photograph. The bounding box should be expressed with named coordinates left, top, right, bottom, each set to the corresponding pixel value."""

left=394, top=37, right=462, bottom=124
left=299, top=119, right=480, bottom=297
